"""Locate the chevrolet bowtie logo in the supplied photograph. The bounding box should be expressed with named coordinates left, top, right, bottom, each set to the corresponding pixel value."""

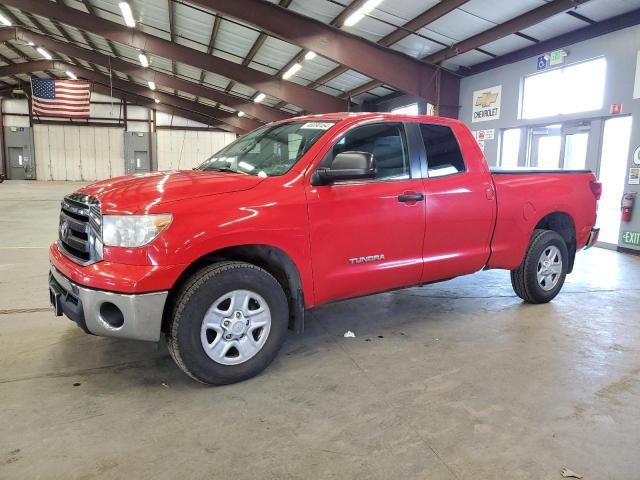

left=475, top=91, right=498, bottom=108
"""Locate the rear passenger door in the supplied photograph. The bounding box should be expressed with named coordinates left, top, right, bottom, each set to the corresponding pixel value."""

left=306, top=122, right=426, bottom=304
left=415, top=123, right=496, bottom=282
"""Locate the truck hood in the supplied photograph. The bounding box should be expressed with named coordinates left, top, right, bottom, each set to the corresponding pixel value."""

left=79, top=170, right=264, bottom=214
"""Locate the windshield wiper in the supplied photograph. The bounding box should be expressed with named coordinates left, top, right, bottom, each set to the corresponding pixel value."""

left=207, top=167, right=250, bottom=175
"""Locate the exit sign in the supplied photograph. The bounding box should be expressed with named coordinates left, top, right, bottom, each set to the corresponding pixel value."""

left=622, top=231, right=640, bottom=246
left=549, top=49, right=567, bottom=66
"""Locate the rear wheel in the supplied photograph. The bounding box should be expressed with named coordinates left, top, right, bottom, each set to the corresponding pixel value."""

left=167, top=262, right=289, bottom=385
left=510, top=229, right=568, bottom=304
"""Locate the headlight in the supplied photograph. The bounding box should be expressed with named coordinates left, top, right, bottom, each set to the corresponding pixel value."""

left=102, top=214, right=172, bottom=247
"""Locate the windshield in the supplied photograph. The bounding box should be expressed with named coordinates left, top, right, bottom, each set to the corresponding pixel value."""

left=196, top=121, right=336, bottom=177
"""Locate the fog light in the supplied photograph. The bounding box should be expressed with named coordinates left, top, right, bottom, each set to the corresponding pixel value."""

left=99, top=302, right=124, bottom=329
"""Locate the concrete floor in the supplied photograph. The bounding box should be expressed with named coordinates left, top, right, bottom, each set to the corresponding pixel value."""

left=1, top=180, right=639, bottom=480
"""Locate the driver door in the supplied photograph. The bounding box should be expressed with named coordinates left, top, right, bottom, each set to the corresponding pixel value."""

left=305, top=122, right=426, bottom=305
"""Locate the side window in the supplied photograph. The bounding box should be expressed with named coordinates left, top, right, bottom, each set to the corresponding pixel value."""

left=420, top=124, right=466, bottom=177
left=331, top=123, right=410, bottom=181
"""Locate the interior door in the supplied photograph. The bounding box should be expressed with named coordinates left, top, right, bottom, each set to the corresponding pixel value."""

left=8, top=147, right=26, bottom=180
left=306, top=122, right=425, bottom=305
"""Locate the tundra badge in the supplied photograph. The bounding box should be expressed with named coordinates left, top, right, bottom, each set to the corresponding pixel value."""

left=349, top=254, right=385, bottom=264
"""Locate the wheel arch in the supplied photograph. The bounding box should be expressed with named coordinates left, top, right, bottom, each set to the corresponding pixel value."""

left=534, top=211, right=577, bottom=272
left=162, top=244, right=306, bottom=334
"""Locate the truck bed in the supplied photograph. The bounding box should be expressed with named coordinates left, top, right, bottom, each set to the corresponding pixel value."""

left=487, top=169, right=598, bottom=270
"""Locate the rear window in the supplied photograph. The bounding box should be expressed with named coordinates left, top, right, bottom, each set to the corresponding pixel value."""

left=420, top=124, right=466, bottom=177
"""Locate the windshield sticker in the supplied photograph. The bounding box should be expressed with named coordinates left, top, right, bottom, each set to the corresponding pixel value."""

left=300, top=122, right=334, bottom=130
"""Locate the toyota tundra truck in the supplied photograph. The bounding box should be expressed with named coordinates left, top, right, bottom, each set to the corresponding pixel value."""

left=49, top=113, right=601, bottom=384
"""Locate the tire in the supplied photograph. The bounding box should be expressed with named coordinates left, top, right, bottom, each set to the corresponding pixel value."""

left=167, top=261, right=289, bottom=385
left=510, top=229, right=568, bottom=304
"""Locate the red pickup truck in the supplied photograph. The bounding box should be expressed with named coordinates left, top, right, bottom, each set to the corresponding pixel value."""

left=49, top=113, right=600, bottom=384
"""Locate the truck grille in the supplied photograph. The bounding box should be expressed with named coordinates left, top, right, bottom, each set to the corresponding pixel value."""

left=58, top=193, right=103, bottom=265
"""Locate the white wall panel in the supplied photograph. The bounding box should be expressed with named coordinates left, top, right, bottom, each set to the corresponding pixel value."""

left=2, top=99, right=28, bottom=114
left=4, top=116, right=30, bottom=127
left=107, top=129, right=126, bottom=178
left=33, top=125, right=125, bottom=181
left=91, top=102, right=122, bottom=119
left=128, top=106, right=149, bottom=120
left=33, top=124, right=52, bottom=181
left=64, top=126, right=81, bottom=181
left=127, top=121, right=150, bottom=133
left=79, top=128, right=96, bottom=181
left=156, top=111, right=208, bottom=128
left=157, top=130, right=235, bottom=171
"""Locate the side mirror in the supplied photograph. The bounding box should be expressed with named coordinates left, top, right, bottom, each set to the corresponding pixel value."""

left=313, top=151, right=376, bottom=185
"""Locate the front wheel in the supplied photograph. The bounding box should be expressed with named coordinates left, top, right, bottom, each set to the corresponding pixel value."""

left=167, top=262, right=289, bottom=385
left=510, top=229, right=568, bottom=304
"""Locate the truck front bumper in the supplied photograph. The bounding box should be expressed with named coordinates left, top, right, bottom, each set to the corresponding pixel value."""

left=49, top=265, right=168, bottom=342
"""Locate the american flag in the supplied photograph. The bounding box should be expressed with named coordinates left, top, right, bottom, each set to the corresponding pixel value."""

left=31, top=78, right=91, bottom=118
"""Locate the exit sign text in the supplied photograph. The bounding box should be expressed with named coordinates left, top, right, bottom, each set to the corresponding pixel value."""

left=622, top=231, right=640, bottom=246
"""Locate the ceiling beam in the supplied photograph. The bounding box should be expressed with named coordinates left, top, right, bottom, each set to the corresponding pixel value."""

left=465, top=7, right=640, bottom=75
left=425, top=0, right=591, bottom=64
left=82, top=0, right=136, bottom=84
left=195, top=14, right=220, bottom=103
left=0, top=28, right=289, bottom=123
left=0, top=60, right=253, bottom=133
left=308, top=0, right=470, bottom=91
left=271, top=0, right=370, bottom=108
left=191, top=0, right=459, bottom=103
left=343, top=79, right=383, bottom=99
left=225, top=0, right=292, bottom=94
left=378, top=0, right=471, bottom=47
left=167, top=0, right=178, bottom=96
left=331, top=0, right=371, bottom=27
left=1, top=0, right=347, bottom=113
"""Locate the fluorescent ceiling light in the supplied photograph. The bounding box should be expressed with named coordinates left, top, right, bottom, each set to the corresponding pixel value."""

left=148, top=81, right=156, bottom=90
left=138, top=52, right=149, bottom=67
left=0, top=14, right=12, bottom=26
left=65, top=71, right=77, bottom=80
left=282, top=63, right=301, bottom=80
left=343, top=12, right=364, bottom=26
left=119, top=2, right=136, bottom=27
left=36, top=47, right=52, bottom=60
left=304, top=51, right=317, bottom=61
left=253, top=92, right=266, bottom=103
left=343, top=0, right=384, bottom=27
left=237, top=111, right=245, bottom=117
left=28, top=42, right=35, bottom=46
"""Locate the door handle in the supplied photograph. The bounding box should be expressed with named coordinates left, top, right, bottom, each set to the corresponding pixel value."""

left=398, top=193, right=424, bottom=203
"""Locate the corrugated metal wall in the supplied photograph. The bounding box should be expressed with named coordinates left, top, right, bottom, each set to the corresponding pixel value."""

left=157, top=130, right=236, bottom=170
left=33, top=125, right=125, bottom=181
left=4, top=97, right=238, bottom=181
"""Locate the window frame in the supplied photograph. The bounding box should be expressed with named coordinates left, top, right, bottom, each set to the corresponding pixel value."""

left=520, top=57, right=607, bottom=120
left=415, top=123, right=467, bottom=179
left=315, top=121, right=421, bottom=184
left=499, top=127, right=524, bottom=168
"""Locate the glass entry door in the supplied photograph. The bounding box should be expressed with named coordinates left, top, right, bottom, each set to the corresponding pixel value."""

left=528, top=125, right=562, bottom=168
left=526, top=122, right=591, bottom=169
left=562, top=125, right=590, bottom=170
left=597, top=116, right=633, bottom=244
